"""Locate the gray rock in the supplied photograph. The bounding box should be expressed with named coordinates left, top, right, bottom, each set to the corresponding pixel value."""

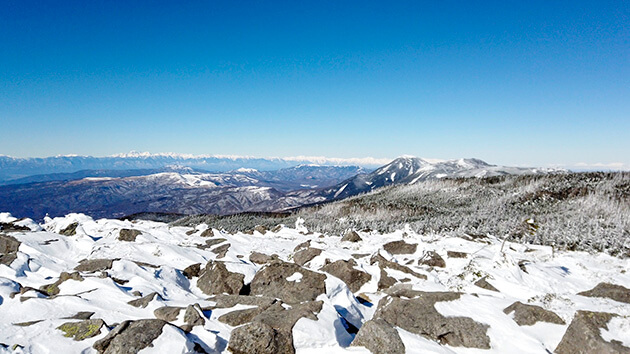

left=228, top=321, right=282, bottom=354
left=0, top=234, right=20, bottom=253
left=418, top=251, right=446, bottom=268
left=197, top=261, right=244, bottom=295
left=249, top=251, right=278, bottom=264
left=93, top=319, right=168, bottom=354
left=200, top=238, right=227, bottom=249
left=184, top=304, right=205, bottom=327
left=373, top=291, right=490, bottom=348
left=341, top=230, right=362, bottom=242
left=250, top=261, right=326, bottom=303
left=13, top=320, right=44, bottom=327
left=503, top=301, right=565, bottom=326
left=182, top=263, right=201, bottom=279
left=371, top=253, right=427, bottom=288
left=378, top=269, right=397, bottom=291
left=383, top=240, right=417, bottom=255
left=293, top=240, right=311, bottom=252
left=208, top=294, right=277, bottom=309
left=578, top=283, right=630, bottom=304
left=351, top=318, right=405, bottom=354
left=219, top=306, right=270, bottom=327
left=227, top=301, right=323, bottom=354
left=118, top=228, right=141, bottom=242
left=447, top=251, right=468, bottom=258
left=0, top=222, right=30, bottom=232
left=211, top=243, right=230, bottom=258
left=321, top=259, right=371, bottom=293
left=0, top=234, right=20, bottom=266
left=154, top=306, right=183, bottom=322
left=62, top=312, right=95, bottom=320
left=127, top=292, right=161, bottom=308
left=293, top=247, right=322, bottom=266
left=60, top=222, right=78, bottom=236
left=200, top=228, right=214, bottom=237
left=40, top=272, right=84, bottom=296
left=474, top=277, right=499, bottom=292
left=74, top=258, right=116, bottom=273
left=57, top=319, right=105, bottom=341
left=555, top=310, right=630, bottom=354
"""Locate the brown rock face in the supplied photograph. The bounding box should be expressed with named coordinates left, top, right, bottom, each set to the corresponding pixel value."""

left=383, top=240, right=417, bottom=255
left=293, top=247, right=322, bottom=266
left=351, top=318, right=405, bottom=354
left=578, top=283, right=630, bottom=304
left=373, top=291, right=491, bottom=349
left=321, top=259, right=371, bottom=293
left=93, top=319, right=168, bottom=354
left=197, top=261, right=244, bottom=296
left=250, top=261, right=326, bottom=303
left=60, top=223, right=78, bottom=236
left=418, top=250, right=446, bottom=268
left=555, top=310, right=630, bottom=354
left=118, top=228, right=141, bottom=242
left=341, top=230, right=362, bottom=242
left=227, top=301, right=323, bottom=354
left=74, top=258, right=116, bottom=273
left=474, top=277, right=499, bottom=292
left=503, top=301, right=565, bottom=326
left=249, top=251, right=278, bottom=264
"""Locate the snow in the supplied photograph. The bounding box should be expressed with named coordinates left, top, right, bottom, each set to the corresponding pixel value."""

left=287, top=272, right=304, bottom=282
left=0, top=212, right=629, bottom=353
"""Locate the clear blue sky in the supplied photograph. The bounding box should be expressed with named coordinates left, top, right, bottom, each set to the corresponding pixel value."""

left=1, top=0, right=628, bottom=169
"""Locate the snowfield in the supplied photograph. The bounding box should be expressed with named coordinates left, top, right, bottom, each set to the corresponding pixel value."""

left=1, top=212, right=629, bottom=353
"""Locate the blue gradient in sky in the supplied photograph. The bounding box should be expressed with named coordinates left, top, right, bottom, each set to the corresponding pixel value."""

left=1, top=1, right=628, bottom=168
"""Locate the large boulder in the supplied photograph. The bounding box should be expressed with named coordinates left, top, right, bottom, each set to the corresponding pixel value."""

left=293, top=247, right=322, bottom=266
left=321, top=259, right=371, bottom=293
left=211, top=243, right=230, bottom=258
left=118, top=228, right=141, bottom=242
left=373, top=291, right=491, bottom=348
left=578, top=283, right=630, bottom=304
left=197, top=261, right=245, bottom=295
left=418, top=250, right=446, bottom=268
left=182, top=263, right=201, bottom=279
left=351, top=318, right=405, bottom=354
left=0, top=234, right=20, bottom=266
left=250, top=261, right=326, bottom=303
left=370, top=253, right=427, bottom=290
left=154, top=306, right=183, bottom=322
left=341, top=230, right=362, bottom=243
left=93, top=319, right=168, bottom=353
left=57, top=319, right=105, bottom=341
left=555, top=310, right=630, bottom=354
left=60, top=223, right=78, bottom=236
left=383, top=240, right=417, bottom=255
left=227, top=301, right=323, bottom=354
left=503, top=301, right=565, bottom=326
left=74, top=259, right=116, bottom=273
left=249, top=251, right=278, bottom=264
left=127, top=292, right=162, bottom=308
left=228, top=321, right=283, bottom=354
left=474, top=277, right=499, bottom=292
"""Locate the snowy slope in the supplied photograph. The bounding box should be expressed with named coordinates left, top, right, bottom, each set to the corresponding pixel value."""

left=1, top=212, right=629, bottom=353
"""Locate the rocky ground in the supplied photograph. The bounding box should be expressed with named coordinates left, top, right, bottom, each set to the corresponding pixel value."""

left=1, top=212, right=629, bottom=353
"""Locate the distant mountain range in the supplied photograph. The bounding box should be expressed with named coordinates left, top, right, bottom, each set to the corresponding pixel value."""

left=0, top=156, right=564, bottom=219
left=0, top=152, right=389, bottom=182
